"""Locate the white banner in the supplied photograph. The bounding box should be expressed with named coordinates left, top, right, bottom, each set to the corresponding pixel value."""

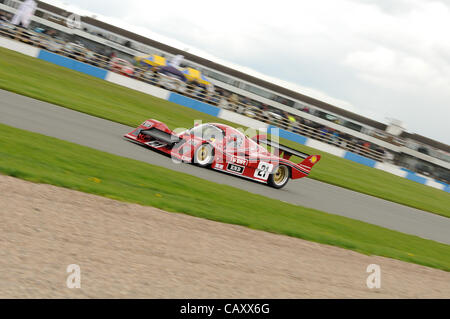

left=11, top=0, right=37, bottom=28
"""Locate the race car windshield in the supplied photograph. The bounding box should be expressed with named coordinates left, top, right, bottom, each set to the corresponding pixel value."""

left=226, top=134, right=244, bottom=149
left=189, top=124, right=224, bottom=142
left=225, top=130, right=266, bottom=153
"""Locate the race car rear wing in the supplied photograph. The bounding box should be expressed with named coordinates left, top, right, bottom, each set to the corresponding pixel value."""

left=257, top=138, right=310, bottom=159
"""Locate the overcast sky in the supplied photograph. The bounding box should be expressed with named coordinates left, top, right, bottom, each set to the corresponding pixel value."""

left=44, top=0, right=450, bottom=144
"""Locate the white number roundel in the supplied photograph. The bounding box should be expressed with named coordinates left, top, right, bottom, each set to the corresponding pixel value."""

left=254, top=162, right=273, bottom=180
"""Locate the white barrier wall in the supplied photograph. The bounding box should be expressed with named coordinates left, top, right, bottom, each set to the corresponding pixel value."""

left=305, top=139, right=346, bottom=158
left=105, top=72, right=170, bottom=101
left=426, top=179, right=445, bottom=190
left=375, top=162, right=407, bottom=178
left=218, top=110, right=268, bottom=130
left=0, top=37, right=39, bottom=57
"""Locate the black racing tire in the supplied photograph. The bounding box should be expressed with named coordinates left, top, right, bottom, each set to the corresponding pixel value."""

left=267, top=165, right=290, bottom=189
left=193, top=143, right=214, bottom=167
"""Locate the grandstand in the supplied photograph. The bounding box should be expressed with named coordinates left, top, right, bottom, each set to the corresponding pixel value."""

left=0, top=0, right=448, bottom=183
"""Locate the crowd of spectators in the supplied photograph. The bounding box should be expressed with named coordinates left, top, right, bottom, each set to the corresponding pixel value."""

left=0, top=10, right=12, bottom=22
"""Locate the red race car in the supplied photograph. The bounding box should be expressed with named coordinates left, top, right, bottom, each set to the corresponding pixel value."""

left=124, top=119, right=321, bottom=189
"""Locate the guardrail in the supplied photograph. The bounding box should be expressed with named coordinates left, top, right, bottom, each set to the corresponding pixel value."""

left=0, top=24, right=394, bottom=162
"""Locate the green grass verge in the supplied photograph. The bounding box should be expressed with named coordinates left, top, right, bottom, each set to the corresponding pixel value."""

left=277, top=138, right=450, bottom=218
left=0, top=47, right=236, bottom=129
left=0, top=46, right=449, bottom=217
left=0, top=123, right=449, bottom=271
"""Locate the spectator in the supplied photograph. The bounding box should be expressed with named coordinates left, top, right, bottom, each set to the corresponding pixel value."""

left=168, top=54, right=184, bottom=68
left=331, top=130, right=340, bottom=145
left=283, top=111, right=297, bottom=131
left=382, top=150, right=394, bottom=163
left=350, top=137, right=360, bottom=153
left=229, top=93, right=239, bottom=105
left=228, top=93, right=240, bottom=112
left=240, top=96, right=250, bottom=106
left=46, top=29, right=57, bottom=37
left=206, top=84, right=217, bottom=104
left=258, top=104, right=271, bottom=122
left=292, top=115, right=307, bottom=135
left=216, top=88, right=225, bottom=97
left=340, top=133, right=351, bottom=149
left=196, top=85, right=207, bottom=100
left=1, top=11, right=12, bottom=22
left=218, top=96, right=229, bottom=110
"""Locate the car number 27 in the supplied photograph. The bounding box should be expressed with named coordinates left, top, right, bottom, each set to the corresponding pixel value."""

left=254, top=162, right=273, bottom=180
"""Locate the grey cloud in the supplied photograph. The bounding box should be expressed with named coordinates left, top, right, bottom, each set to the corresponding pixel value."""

left=348, top=0, right=420, bottom=14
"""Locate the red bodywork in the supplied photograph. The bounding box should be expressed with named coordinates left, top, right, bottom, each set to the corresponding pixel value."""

left=124, top=119, right=321, bottom=185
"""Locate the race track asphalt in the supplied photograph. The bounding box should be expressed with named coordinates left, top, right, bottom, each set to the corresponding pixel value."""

left=1, top=89, right=449, bottom=244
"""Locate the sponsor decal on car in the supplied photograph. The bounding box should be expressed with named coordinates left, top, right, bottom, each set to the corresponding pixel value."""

left=227, top=163, right=245, bottom=174
left=230, top=156, right=248, bottom=166
left=146, top=140, right=167, bottom=148
left=142, top=121, right=153, bottom=128
left=253, top=162, right=273, bottom=180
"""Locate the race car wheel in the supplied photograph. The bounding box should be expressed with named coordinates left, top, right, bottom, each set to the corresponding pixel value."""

left=268, top=165, right=290, bottom=189
left=194, top=143, right=214, bottom=167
